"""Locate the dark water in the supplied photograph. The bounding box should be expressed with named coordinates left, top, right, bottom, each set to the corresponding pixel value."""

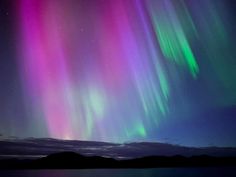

left=1, top=168, right=236, bottom=177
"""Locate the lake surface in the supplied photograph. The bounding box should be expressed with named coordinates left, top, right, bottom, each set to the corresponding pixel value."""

left=1, top=168, right=236, bottom=177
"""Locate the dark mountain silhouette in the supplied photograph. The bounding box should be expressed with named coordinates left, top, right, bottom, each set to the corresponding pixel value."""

left=0, top=152, right=236, bottom=169
left=0, top=138, right=236, bottom=160
left=0, top=138, right=236, bottom=169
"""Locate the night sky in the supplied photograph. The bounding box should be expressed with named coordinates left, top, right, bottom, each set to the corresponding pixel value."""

left=0, top=0, right=236, bottom=147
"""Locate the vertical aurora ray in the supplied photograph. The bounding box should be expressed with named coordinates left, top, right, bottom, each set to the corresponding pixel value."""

left=13, top=0, right=236, bottom=143
left=148, top=0, right=199, bottom=77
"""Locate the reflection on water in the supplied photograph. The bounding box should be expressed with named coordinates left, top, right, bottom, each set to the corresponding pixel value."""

left=1, top=168, right=236, bottom=177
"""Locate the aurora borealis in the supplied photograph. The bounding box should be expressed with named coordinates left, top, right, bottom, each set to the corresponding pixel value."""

left=0, top=0, right=236, bottom=146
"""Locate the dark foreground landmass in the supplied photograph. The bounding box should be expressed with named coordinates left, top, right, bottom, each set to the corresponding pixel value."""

left=1, top=138, right=236, bottom=160
left=1, top=138, right=236, bottom=169
left=1, top=152, right=236, bottom=169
